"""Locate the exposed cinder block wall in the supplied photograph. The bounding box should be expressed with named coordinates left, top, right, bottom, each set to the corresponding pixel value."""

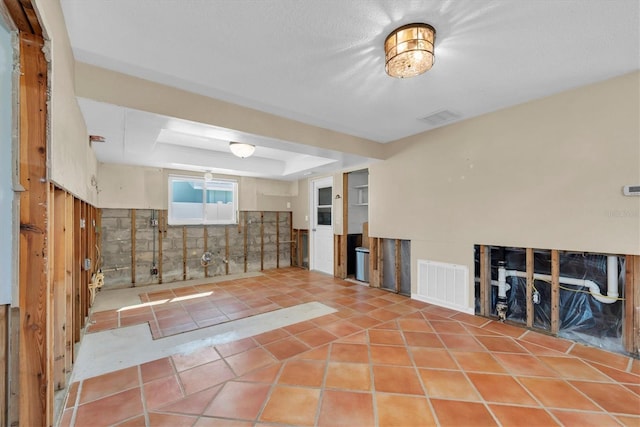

left=100, top=209, right=291, bottom=288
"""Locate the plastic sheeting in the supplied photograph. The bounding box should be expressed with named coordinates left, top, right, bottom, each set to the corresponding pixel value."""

left=474, top=246, right=624, bottom=354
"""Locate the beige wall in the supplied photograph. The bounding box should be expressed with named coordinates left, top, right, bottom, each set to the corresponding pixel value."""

left=35, top=0, right=97, bottom=204
left=98, top=163, right=296, bottom=211
left=291, top=171, right=346, bottom=234
left=372, top=72, right=640, bottom=301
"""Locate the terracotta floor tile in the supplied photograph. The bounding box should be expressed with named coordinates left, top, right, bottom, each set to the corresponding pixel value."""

left=589, top=361, right=640, bottom=384
left=312, top=313, right=342, bottom=326
left=225, top=347, right=275, bottom=376
left=616, top=415, right=640, bottom=427
left=385, top=303, right=418, bottom=315
left=516, top=340, right=567, bottom=356
left=214, top=338, right=257, bottom=357
left=254, top=328, right=290, bottom=345
left=65, top=381, right=79, bottom=409
left=518, top=377, right=599, bottom=411
left=296, top=345, right=330, bottom=361
left=120, top=314, right=153, bottom=327
left=430, top=398, right=497, bottom=427
left=372, top=365, right=424, bottom=395
left=58, top=408, right=73, bottom=427
left=143, top=374, right=184, bottom=409
left=374, top=320, right=400, bottom=330
left=172, top=346, right=221, bottom=372
left=551, top=410, right=621, bottom=426
left=349, top=301, right=378, bottom=313
left=632, top=359, right=640, bottom=376
left=403, top=331, right=443, bottom=348
left=349, top=314, right=382, bottom=329
left=86, top=319, right=118, bottom=333
left=283, top=320, right=317, bottom=334
left=463, top=324, right=501, bottom=337
left=370, top=345, right=412, bottom=366
left=178, top=359, right=235, bottom=395
left=439, top=334, right=486, bottom=352
left=75, top=387, right=143, bottom=427
left=278, top=359, right=326, bottom=387
left=481, top=321, right=526, bottom=338
left=430, top=320, right=469, bottom=335
left=520, top=331, right=573, bottom=353
left=375, top=393, right=435, bottom=427
left=489, top=404, right=559, bottom=426
left=538, top=356, right=611, bottom=381
left=203, top=381, right=270, bottom=420
left=296, top=328, right=338, bottom=347
left=79, top=366, right=140, bottom=404
left=410, top=347, right=458, bottom=369
left=493, top=353, right=558, bottom=377
left=624, top=383, right=640, bottom=397
left=569, top=380, right=640, bottom=415
left=369, top=329, right=405, bottom=345
left=259, top=386, right=320, bottom=426
left=140, top=357, right=174, bottom=383
left=325, top=362, right=371, bottom=391
left=467, top=373, right=538, bottom=405
left=367, top=297, right=395, bottom=308
left=317, top=390, right=374, bottom=427
left=451, top=312, right=491, bottom=327
left=113, top=415, right=147, bottom=427
left=338, top=330, right=368, bottom=344
left=419, top=369, right=480, bottom=401
left=476, top=336, right=528, bottom=353
left=321, top=320, right=363, bottom=337
left=194, top=417, right=253, bottom=427
left=452, top=351, right=507, bottom=374
left=369, top=308, right=404, bottom=321
left=158, top=385, right=222, bottom=415
left=397, top=318, right=434, bottom=332
left=569, top=344, right=631, bottom=371
left=330, top=343, right=369, bottom=363
left=146, top=412, right=198, bottom=426
left=264, top=336, right=310, bottom=360
left=236, top=363, right=282, bottom=383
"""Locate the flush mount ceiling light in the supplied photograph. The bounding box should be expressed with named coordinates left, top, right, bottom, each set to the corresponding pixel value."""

left=385, top=23, right=436, bottom=78
left=229, top=142, right=255, bottom=158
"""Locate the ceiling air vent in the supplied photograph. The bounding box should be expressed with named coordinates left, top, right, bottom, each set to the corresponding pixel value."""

left=419, top=110, right=461, bottom=127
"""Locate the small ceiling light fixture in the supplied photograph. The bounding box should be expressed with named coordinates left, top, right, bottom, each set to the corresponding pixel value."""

left=229, top=142, right=256, bottom=158
left=385, top=23, right=436, bottom=78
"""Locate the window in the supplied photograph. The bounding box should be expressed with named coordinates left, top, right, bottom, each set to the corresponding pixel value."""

left=168, top=175, right=238, bottom=225
left=317, top=186, right=332, bottom=226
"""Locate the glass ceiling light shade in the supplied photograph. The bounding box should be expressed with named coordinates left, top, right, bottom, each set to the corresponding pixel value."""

left=229, top=142, right=256, bottom=158
left=385, top=23, right=436, bottom=78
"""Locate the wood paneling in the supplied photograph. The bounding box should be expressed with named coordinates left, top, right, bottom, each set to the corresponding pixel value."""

left=52, top=189, right=67, bottom=390
left=18, top=31, right=49, bottom=427
left=64, top=193, right=74, bottom=369
left=479, top=245, right=491, bottom=317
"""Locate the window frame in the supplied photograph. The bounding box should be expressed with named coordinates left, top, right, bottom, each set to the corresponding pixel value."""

left=168, top=174, right=238, bottom=225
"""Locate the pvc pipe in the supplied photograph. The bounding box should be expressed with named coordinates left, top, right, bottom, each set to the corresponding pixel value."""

left=497, top=264, right=507, bottom=298
left=607, top=256, right=619, bottom=299
left=505, top=267, right=618, bottom=304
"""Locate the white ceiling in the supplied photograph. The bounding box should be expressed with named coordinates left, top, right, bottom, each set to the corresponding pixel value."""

left=60, top=0, right=640, bottom=180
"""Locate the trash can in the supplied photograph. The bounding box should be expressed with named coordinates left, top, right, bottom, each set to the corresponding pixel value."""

left=355, top=247, right=370, bottom=282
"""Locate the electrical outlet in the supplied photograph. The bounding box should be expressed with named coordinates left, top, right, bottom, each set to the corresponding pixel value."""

left=150, top=218, right=158, bottom=227
left=150, top=267, right=158, bottom=275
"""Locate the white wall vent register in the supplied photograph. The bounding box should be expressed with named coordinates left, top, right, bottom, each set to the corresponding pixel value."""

left=414, top=259, right=473, bottom=314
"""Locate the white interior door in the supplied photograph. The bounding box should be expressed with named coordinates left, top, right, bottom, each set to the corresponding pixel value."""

left=310, top=176, right=333, bottom=275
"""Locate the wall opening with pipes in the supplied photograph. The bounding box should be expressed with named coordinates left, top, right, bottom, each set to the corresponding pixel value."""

left=100, top=208, right=292, bottom=288
left=474, top=245, right=631, bottom=354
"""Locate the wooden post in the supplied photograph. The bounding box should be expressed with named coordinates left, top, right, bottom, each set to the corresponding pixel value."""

left=203, top=225, right=208, bottom=277
left=0, top=304, right=7, bottom=427
left=130, top=209, right=136, bottom=284
left=158, top=210, right=163, bottom=284
left=225, top=226, right=229, bottom=275
left=243, top=212, right=248, bottom=273
left=479, top=245, right=491, bottom=317
left=526, top=248, right=534, bottom=328
left=52, top=189, right=67, bottom=390
left=551, top=250, right=560, bottom=334
left=182, top=226, right=187, bottom=281
left=276, top=212, right=280, bottom=269
left=395, top=239, right=401, bottom=293
left=64, top=193, right=74, bottom=367
left=73, top=198, right=81, bottom=344
left=289, top=212, right=293, bottom=267
left=260, top=212, right=264, bottom=271
left=624, top=255, right=640, bottom=355
left=17, top=31, right=50, bottom=427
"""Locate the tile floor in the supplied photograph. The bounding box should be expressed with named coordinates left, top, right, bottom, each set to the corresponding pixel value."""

left=60, top=268, right=640, bottom=427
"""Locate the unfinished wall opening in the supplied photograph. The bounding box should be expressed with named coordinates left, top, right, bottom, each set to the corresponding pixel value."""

left=100, top=208, right=292, bottom=288
left=474, top=245, right=627, bottom=354
left=368, top=238, right=411, bottom=296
